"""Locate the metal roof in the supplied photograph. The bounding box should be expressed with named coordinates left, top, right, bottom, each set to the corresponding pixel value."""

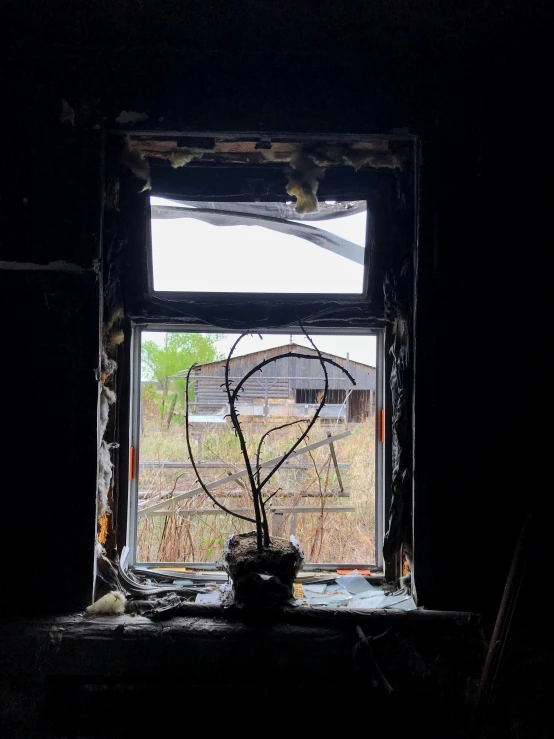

left=173, top=343, right=375, bottom=377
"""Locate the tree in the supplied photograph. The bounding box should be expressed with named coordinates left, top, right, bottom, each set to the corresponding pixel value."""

left=141, top=333, right=222, bottom=421
left=185, top=331, right=356, bottom=550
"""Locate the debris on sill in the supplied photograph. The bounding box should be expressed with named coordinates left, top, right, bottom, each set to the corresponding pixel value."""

left=195, top=583, right=232, bottom=604
left=300, top=569, right=416, bottom=610
left=170, top=569, right=415, bottom=611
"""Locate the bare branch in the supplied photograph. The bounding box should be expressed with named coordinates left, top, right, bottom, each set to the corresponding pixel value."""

left=255, top=419, right=310, bottom=485
left=228, top=351, right=354, bottom=493
left=185, top=364, right=256, bottom=525
left=224, top=334, right=265, bottom=548
left=263, top=487, right=282, bottom=506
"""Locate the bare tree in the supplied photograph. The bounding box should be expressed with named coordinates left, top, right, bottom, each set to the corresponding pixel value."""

left=185, top=331, right=356, bottom=552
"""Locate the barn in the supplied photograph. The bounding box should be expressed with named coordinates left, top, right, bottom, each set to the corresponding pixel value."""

left=175, top=343, right=376, bottom=423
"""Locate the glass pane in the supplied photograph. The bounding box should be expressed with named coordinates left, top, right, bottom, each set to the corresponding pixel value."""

left=137, top=331, right=376, bottom=565
left=149, top=197, right=367, bottom=294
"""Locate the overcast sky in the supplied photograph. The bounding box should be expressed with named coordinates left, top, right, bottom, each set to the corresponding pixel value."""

left=143, top=331, right=376, bottom=368
left=149, top=196, right=366, bottom=294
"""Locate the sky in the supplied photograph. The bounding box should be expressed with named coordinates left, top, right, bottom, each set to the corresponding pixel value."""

left=143, top=331, right=376, bottom=368
left=149, top=196, right=367, bottom=294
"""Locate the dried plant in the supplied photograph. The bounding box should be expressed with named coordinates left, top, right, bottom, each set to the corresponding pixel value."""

left=185, top=330, right=356, bottom=552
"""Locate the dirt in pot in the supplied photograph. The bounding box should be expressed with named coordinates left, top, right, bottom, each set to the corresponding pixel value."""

left=222, top=531, right=304, bottom=607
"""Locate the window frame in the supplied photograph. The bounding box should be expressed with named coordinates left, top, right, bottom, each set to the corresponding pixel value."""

left=112, top=130, right=413, bottom=584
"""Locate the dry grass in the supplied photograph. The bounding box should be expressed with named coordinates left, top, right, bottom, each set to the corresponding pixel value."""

left=136, top=417, right=375, bottom=564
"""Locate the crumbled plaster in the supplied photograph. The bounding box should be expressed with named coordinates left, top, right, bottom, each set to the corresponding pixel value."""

left=59, top=100, right=75, bottom=126
left=0, top=260, right=93, bottom=273
left=116, top=110, right=149, bottom=124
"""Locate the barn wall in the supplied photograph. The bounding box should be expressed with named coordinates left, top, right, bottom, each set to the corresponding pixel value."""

left=194, top=343, right=375, bottom=406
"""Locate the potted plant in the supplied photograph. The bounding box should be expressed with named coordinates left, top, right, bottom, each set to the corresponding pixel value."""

left=185, top=331, right=355, bottom=607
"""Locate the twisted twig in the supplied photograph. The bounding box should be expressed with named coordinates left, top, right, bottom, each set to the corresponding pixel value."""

left=185, top=364, right=256, bottom=525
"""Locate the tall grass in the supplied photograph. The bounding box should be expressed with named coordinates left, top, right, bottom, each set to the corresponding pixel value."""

left=137, top=417, right=375, bottom=564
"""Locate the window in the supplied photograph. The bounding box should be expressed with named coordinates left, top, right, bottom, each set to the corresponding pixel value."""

left=116, top=131, right=410, bottom=604
left=129, top=328, right=384, bottom=572
left=149, top=198, right=368, bottom=295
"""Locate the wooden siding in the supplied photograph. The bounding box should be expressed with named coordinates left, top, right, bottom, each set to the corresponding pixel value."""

left=193, top=343, right=374, bottom=387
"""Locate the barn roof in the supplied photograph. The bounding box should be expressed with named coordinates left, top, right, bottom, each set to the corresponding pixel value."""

left=175, top=343, right=375, bottom=375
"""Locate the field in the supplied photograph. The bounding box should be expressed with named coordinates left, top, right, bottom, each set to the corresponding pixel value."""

left=136, top=414, right=375, bottom=564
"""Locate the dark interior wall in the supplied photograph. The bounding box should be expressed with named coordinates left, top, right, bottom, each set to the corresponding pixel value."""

left=1, top=122, right=104, bottom=612
left=0, top=2, right=547, bottom=734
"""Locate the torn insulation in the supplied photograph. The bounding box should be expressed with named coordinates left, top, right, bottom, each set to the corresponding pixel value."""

left=122, top=139, right=151, bottom=191
left=97, top=441, right=115, bottom=518
left=103, top=306, right=124, bottom=349
left=107, top=329, right=124, bottom=348
left=169, top=149, right=204, bottom=168
left=101, top=351, right=117, bottom=383
left=98, top=515, right=109, bottom=545
left=124, top=136, right=402, bottom=197
left=344, top=151, right=402, bottom=170
left=99, top=385, right=116, bottom=441
left=103, top=305, right=124, bottom=335
left=286, top=152, right=324, bottom=214
left=87, top=591, right=126, bottom=615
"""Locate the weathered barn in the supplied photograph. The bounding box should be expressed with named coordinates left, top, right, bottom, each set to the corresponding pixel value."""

left=178, top=343, right=376, bottom=422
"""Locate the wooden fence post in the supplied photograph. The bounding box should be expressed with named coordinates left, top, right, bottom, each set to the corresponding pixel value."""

left=166, top=392, right=178, bottom=430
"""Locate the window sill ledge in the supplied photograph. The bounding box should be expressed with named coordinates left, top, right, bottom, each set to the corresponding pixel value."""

left=1, top=608, right=483, bottom=686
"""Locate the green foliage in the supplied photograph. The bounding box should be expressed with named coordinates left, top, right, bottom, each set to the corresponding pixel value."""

left=141, top=332, right=222, bottom=420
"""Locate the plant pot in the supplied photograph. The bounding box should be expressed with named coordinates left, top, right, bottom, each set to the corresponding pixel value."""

left=221, top=531, right=304, bottom=607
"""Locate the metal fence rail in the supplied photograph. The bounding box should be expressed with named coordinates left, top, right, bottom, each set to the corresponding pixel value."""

left=139, top=430, right=352, bottom=516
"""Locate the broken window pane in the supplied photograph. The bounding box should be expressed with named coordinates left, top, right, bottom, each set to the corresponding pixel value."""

left=149, top=197, right=368, bottom=294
